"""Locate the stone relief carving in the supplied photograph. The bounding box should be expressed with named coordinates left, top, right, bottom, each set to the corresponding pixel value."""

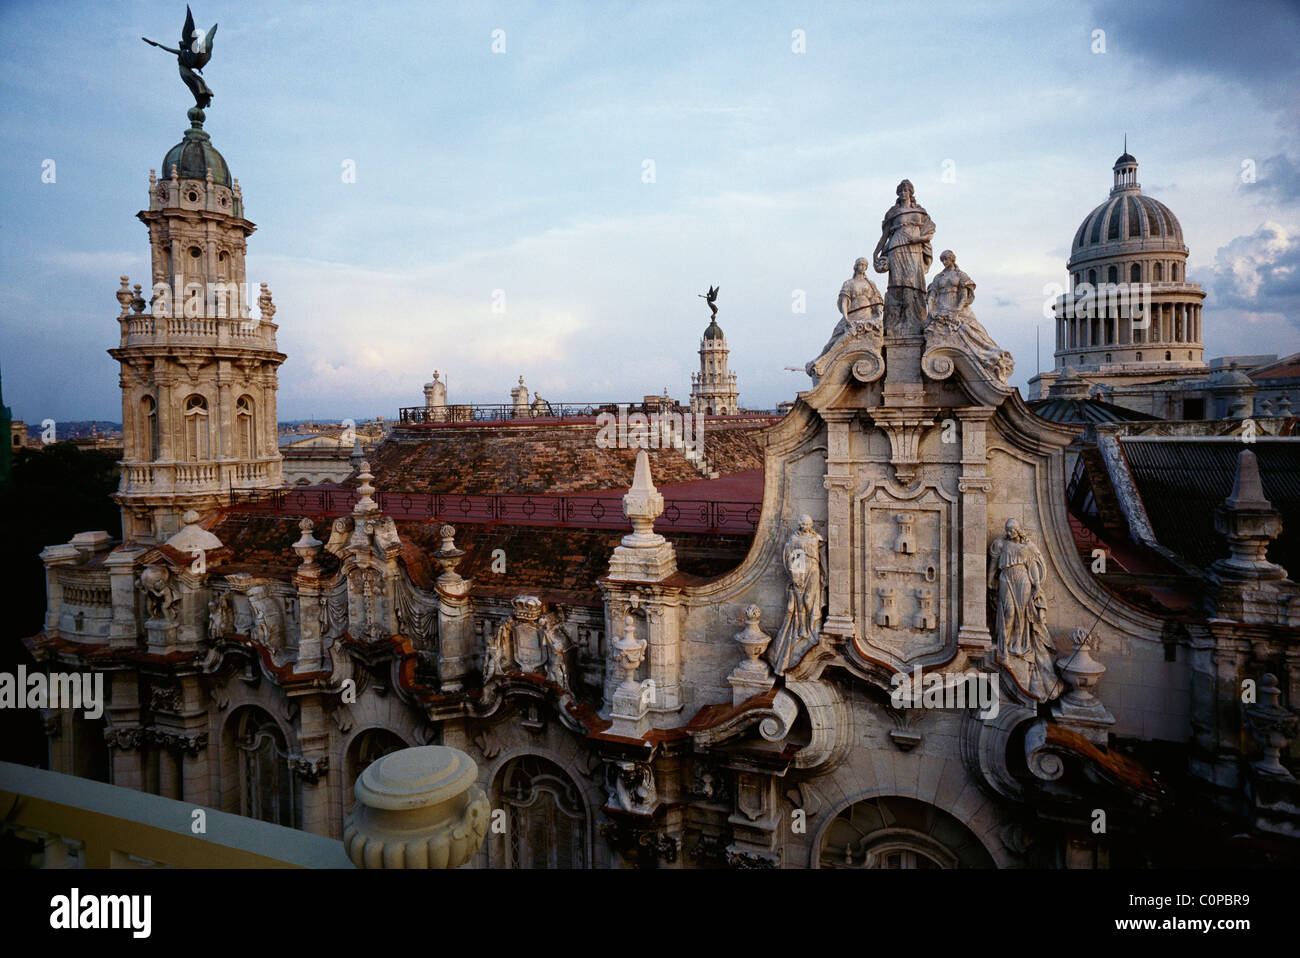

left=482, top=595, right=572, bottom=695
left=988, top=519, right=1059, bottom=702
left=605, top=760, right=658, bottom=815
left=873, top=179, right=936, bottom=335
left=768, top=516, right=827, bottom=676
left=921, top=250, right=1014, bottom=383
left=139, top=565, right=180, bottom=624
left=246, top=585, right=286, bottom=654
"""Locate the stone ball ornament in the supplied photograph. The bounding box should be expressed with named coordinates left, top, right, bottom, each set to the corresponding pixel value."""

left=344, top=746, right=490, bottom=869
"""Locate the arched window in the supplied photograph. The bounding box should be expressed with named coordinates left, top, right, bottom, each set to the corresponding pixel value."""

left=1130, top=263, right=1141, bottom=283
left=236, top=395, right=255, bottom=459
left=1088, top=269, right=1097, bottom=287
left=140, top=395, right=159, bottom=461
left=1165, top=351, right=1172, bottom=361
left=1105, top=353, right=1112, bottom=363
left=820, top=796, right=994, bottom=869
left=493, top=755, right=587, bottom=869
left=184, top=395, right=209, bottom=460
left=1154, top=262, right=1163, bottom=281
left=1107, top=266, right=1118, bottom=285
left=1136, top=352, right=1143, bottom=361
left=1171, top=264, right=1179, bottom=281
left=230, top=708, right=298, bottom=828
left=346, top=729, right=407, bottom=802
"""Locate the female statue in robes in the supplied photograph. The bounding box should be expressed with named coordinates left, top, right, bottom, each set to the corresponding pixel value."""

left=769, top=515, right=827, bottom=675
left=924, top=250, right=1015, bottom=381
left=873, top=180, right=936, bottom=333
left=987, top=519, right=1059, bottom=701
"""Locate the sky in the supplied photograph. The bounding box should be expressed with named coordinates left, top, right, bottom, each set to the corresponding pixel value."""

left=2, top=0, right=1298, bottom=423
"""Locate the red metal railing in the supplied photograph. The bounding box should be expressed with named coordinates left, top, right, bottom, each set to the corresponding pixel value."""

left=228, top=486, right=762, bottom=534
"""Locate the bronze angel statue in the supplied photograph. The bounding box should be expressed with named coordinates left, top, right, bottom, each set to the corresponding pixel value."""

left=699, top=285, right=719, bottom=319
left=143, top=6, right=219, bottom=110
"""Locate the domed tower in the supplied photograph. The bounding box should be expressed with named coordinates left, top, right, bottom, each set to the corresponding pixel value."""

left=690, top=315, right=740, bottom=415
left=1032, top=150, right=1207, bottom=410
left=109, top=106, right=286, bottom=544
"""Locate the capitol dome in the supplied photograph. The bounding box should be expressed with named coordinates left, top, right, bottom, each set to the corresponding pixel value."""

left=1068, top=153, right=1186, bottom=267
left=1047, top=148, right=1206, bottom=379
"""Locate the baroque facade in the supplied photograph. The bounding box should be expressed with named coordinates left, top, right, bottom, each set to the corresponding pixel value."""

left=24, top=106, right=1300, bottom=868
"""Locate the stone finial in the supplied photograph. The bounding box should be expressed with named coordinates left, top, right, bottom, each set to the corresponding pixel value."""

left=432, top=524, right=465, bottom=583
left=343, top=746, right=490, bottom=869
left=293, top=518, right=323, bottom=570
left=1225, top=449, right=1271, bottom=511
left=612, top=613, right=648, bottom=696
left=622, top=449, right=665, bottom=544
left=165, top=509, right=223, bottom=557
left=171, top=164, right=179, bottom=183
left=728, top=604, right=775, bottom=704
left=1213, top=449, right=1285, bottom=582
left=1243, top=673, right=1298, bottom=780
left=1279, top=395, right=1292, bottom=415
left=354, top=460, right=379, bottom=516
left=149, top=169, right=156, bottom=186
left=258, top=282, right=276, bottom=321
left=131, top=284, right=146, bottom=314
left=117, top=276, right=134, bottom=317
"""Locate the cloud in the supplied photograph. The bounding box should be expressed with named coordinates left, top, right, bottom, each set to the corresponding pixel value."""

left=1208, top=222, right=1300, bottom=320
left=1241, top=153, right=1300, bottom=205
left=1089, top=0, right=1300, bottom=87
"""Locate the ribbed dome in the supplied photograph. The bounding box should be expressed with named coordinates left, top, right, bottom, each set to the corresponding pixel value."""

left=703, top=318, right=724, bottom=340
left=162, top=122, right=232, bottom=188
left=1071, top=191, right=1184, bottom=255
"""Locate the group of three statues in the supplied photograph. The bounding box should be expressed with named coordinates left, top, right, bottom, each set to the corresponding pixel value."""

left=820, top=180, right=1013, bottom=381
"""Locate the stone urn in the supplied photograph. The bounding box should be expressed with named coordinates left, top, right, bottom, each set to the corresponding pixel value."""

left=344, top=746, right=490, bottom=869
left=1057, top=627, right=1106, bottom=708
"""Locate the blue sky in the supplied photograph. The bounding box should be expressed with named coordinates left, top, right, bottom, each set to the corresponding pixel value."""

left=2, top=0, right=1298, bottom=422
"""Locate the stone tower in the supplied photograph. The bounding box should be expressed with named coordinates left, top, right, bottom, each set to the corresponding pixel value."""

left=109, top=106, right=285, bottom=544
left=690, top=315, right=740, bottom=415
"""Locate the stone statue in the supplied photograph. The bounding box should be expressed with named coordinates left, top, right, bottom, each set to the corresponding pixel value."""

left=207, top=591, right=233, bottom=640
left=539, top=611, right=572, bottom=692
left=768, top=515, right=828, bottom=675
left=139, top=565, right=180, bottom=624
left=923, top=250, right=1014, bottom=382
left=988, top=519, right=1059, bottom=701
left=873, top=180, right=936, bottom=334
left=143, top=7, right=219, bottom=111
left=484, top=618, right=512, bottom=682
left=806, top=259, right=885, bottom=381
left=699, top=285, right=719, bottom=320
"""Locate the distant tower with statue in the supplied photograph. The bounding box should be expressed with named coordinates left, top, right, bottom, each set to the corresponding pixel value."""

left=690, top=286, right=740, bottom=415
left=113, top=6, right=285, bottom=543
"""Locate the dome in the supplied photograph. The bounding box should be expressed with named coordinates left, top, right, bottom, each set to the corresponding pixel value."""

left=703, top=318, right=724, bottom=340
left=1071, top=193, right=1184, bottom=254
left=1069, top=153, right=1184, bottom=260
left=162, top=115, right=232, bottom=188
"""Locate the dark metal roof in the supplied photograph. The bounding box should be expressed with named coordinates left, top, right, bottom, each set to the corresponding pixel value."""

left=1028, top=398, right=1158, bottom=425
left=162, top=126, right=232, bottom=187
left=1121, top=438, right=1300, bottom=574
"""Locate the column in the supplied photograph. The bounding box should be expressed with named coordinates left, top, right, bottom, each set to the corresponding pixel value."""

left=296, top=695, right=333, bottom=838
left=821, top=410, right=856, bottom=643
left=955, top=408, right=995, bottom=656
